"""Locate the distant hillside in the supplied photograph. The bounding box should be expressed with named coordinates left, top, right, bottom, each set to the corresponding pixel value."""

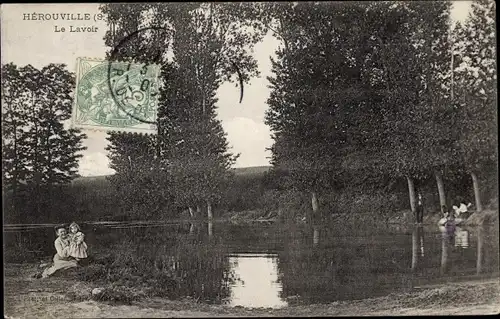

left=72, top=175, right=110, bottom=185
left=72, top=165, right=272, bottom=185
left=232, top=165, right=271, bottom=176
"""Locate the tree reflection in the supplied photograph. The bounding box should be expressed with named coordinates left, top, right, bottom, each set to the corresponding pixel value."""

left=170, top=239, right=232, bottom=303
left=440, top=227, right=453, bottom=275
left=411, top=226, right=424, bottom=271
left=276, top=226, right=411, bottom=303
left=103, top=225, right=235, bottom=303
left=476, top=225, right=484, bottom=274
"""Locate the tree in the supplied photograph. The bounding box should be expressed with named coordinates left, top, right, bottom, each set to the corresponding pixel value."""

left=105, top=132, right=174, bottom=218
left=361, top=1, right=428, bottom=217
left=1, top=63, right=87, bottom=221
left=163, top=3, right=266, bottom=219
left=371, top=1, right=457, bottom=217
left=411, top=1, right=456, bottom=214
left=100, top=3, right=174, bottom=218
left=265, top=2, right=342, bottom=221
left=2, top=63, right=29, bottom=211
left=265, top=2, right=416, bottom=222
left=451, top=0, right=497, bottom=212
left=100, top=3, right=266, bottom=219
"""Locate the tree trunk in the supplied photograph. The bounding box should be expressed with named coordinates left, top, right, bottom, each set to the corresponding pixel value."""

left=208, top=221, right=213, bottom=237
left=12, top=120, right=18, bottom=214
left=419, top=228, right=424, bottom=257
left=34, top=120, right=41, bottom=218
left=411, top=227, right=418, bottom=271
left=196, top=205, right=201, bottom=216
left=311, top=191, right=319, bottom=224
left=435, top=171, right=446, bottom=214
left=207, top=200, right=213, bottom=220
left=407, top=175, right=417, bottom=218
left=46, top=130, right=51, bottom=184
left=188, top=207, right=194, bottom=218
left=471, top=171, right=483, bottom=213
left=313, top=227, right=319, bottom=246
left=476, top=226, right=483, bottom=274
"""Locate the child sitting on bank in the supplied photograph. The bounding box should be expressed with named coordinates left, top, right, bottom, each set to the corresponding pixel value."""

left=68, top=222, right=88, bottom=261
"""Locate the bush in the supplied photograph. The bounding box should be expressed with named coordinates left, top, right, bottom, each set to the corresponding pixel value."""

left=258, top=188, right=310, bottom=221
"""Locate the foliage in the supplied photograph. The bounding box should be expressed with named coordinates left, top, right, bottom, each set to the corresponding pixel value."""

left=3, top=2, right=497, bottom=224
left=451, top=0, right=497, bottom=174
left=2, top=63, right=87, bottom=187
left=264, top=1, right=496, bottom=215
left=265, top=2, right=377, bottom=193
left=2, top=63, right=87, bottom=221
left=100, top=3, right=267, bottom=217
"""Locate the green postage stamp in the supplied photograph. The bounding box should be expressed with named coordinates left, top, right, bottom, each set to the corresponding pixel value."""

left=72, top=57, right=160, bottom=134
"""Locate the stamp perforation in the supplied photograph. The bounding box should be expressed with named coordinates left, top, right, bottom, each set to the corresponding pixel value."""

left=71, top=57, right=160, bottom=135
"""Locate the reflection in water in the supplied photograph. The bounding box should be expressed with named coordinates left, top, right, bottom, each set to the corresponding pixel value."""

left=420, top=234, right=424, bottom=256
left=440, top=228, right=453, bottom=275
left=313, top=228, right=319, bottom=246
left=454, top=227, right=469, bottom=248
left=477, top=226, right=484, bottom=274
left=4, top=222, right=499, bottom=306
left=412, top=228, right=418, bottom=270
left=228, top=254, right=287, bottom=308
left=412, top=226, right=424, bottom=270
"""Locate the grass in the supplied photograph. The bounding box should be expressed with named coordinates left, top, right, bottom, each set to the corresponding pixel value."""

left=4, top=262, right=500, bottom=317
left=53, top=233, right=235, bottom=305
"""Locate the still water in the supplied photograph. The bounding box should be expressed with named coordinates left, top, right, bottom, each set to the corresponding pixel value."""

left=4, top=221, right=499, bottom=308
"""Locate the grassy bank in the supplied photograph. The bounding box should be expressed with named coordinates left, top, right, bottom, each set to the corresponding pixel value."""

left=385, top=208, right=499, bottom=226
left=4, top=264, right=499, bottom=317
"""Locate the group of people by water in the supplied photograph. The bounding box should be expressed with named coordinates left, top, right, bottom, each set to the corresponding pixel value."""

left=414, top=191, right=472, bottom=226
left=34, top=222, right=88, bottom=278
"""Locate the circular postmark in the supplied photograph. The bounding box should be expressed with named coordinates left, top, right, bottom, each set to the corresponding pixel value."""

left=106, top=27, right=167, bottom=126
left=105, top=61, right=159, bottom=126
left=102, top=25, right=246, bottom=128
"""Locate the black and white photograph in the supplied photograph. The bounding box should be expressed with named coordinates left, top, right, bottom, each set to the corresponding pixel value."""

left=2, top=1, right=498, bottom=317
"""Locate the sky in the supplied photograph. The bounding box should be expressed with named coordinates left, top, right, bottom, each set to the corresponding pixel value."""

left=1, top=2, right=472, bottom=176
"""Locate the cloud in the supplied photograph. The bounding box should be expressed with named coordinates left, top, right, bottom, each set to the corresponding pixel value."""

left=222, top=117, right=273, bottom=168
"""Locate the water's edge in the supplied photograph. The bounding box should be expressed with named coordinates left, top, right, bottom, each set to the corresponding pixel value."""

left=4, top=263, right=500, bottom=317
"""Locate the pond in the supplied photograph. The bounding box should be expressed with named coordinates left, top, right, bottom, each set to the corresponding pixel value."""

left=4, top=221, right=499, bottom=308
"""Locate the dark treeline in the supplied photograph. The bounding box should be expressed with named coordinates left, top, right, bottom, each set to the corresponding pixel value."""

left=2, top=64, right=87, bottom=223
left=2, top=1, right=497, bottom=224
left=263, top=1, right=497, bottom=221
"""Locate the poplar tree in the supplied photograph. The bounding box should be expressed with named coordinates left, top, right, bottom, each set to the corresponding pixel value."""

left=451, top=0, right=497, bottom=212
left=100, top=3, right=266, bottom=219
